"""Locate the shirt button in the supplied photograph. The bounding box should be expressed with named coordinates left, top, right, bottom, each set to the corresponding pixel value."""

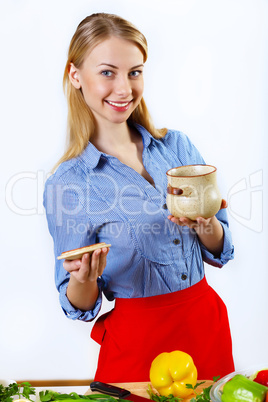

left=173, top=238, right=180, bottom=245
left=181, top=274, right=187, bottom=280
left=162, top=203, right=168, bottom=209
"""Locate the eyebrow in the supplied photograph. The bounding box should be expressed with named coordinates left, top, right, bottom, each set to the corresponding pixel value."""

left=97, top=63, right=144, bottom=69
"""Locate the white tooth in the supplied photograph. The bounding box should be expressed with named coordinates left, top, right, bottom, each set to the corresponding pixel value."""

left=108, top=101, right=129, bottom=107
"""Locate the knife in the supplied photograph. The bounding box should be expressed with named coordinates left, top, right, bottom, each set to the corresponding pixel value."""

left=90, top=381, right=149, bottom=402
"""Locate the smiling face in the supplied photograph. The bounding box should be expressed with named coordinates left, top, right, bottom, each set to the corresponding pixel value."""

left=69, top=36, right=145, bottom=133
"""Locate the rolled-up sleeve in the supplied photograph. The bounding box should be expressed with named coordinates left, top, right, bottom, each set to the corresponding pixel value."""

left=43, top=173, right=103, bottom=321
left=59, top=279, right=103, bottom=321
left=200, top=208, right=234, bottom=267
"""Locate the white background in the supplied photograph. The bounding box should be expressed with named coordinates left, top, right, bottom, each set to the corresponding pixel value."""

left=1, top=0, right=267, bottom=381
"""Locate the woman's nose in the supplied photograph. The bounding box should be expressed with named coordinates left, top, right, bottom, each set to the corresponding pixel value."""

left=114, top=75, right=132, bottom=97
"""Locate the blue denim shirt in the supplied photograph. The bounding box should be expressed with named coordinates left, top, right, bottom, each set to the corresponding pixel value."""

left=43, top=124, right=234, bottom=321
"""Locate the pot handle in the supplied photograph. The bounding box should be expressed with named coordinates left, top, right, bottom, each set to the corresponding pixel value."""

left=167, top=186, right=183, bottom=195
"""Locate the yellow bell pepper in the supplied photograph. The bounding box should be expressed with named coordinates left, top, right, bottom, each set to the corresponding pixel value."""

left=149, top=351, right=198, bottom=398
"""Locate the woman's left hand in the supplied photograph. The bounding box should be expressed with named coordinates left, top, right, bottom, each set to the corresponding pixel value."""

left=167, top=199, right=227, bottom=230
left=167, top=214, right=211, bottom=231
left=167, top=200, right=227, bottom=256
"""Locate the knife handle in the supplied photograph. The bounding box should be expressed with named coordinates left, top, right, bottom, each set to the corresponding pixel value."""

left=90, top=381, right=131, bottom=398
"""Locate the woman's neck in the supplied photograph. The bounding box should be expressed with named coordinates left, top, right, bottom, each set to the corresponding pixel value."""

left=91, top=121, right=135, bottom=155
left=90, top=121, right=154, bottom=186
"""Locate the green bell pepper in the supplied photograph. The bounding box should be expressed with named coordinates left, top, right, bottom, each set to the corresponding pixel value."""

left=221, top=374, right=268, bottom=402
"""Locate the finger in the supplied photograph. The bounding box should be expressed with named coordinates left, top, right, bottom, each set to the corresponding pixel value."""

left=167, top=215, right=183, bottom=225
left=70, top=253, right=91, bottom=282
left=169, top=215, right=199, bottom=229
left=179, top=217, right=202, bottom=230
left=196, top=217, right=211, bottom=226
left=89, top=249, right=102, bottom=280
left=98, top=247, right=109, bottom=275
left=91, top=248, right=101, bottom=265
left=168, top=215, right=197, bottom=228
left=63, top=258, right=82, bottom=272
left=80, top=253, right=90, bottom=272
left=179, top=217, right=195, bottom=226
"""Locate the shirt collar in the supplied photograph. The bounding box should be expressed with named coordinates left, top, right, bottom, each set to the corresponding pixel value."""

left=79, top=123, right=154, bottom=170
left=79, top=141, right=104, bottom=170
left=133, top=123, right=154, bottom=148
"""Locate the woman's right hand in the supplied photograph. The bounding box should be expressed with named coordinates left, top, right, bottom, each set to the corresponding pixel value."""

left=64, top=247, right=110, bottom=311
left=63, top=247, right=110, bottom=284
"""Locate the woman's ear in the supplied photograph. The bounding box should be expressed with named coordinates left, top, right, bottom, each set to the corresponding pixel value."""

left=68, top=63, right=81, bottom=89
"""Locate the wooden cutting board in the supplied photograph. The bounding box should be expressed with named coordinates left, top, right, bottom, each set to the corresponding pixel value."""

left=86, top=381, right=214, bottom=401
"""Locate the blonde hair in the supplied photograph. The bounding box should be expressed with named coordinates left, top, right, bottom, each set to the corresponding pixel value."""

left=56, top=13, right=167, bottom=168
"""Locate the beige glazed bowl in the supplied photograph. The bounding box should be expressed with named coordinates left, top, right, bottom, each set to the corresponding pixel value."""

left=166, top=165, right=222, bottom=220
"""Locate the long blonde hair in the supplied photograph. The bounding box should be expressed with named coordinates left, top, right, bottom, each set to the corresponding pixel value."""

left=56, top=13, right=167, bottom=168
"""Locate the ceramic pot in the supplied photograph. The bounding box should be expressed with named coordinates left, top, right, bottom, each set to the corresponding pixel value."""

left=166, top=164, right=222, bottom=220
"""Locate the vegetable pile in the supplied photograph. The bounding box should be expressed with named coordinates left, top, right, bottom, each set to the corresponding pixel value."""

left=39, top=390, right=127, bottom=402
left=148, top=350, right=268, bottom=401
left=221, top=370, right=268, bottom=402
left=1, top=363, right=268, bottom=402
left=0, top=382, right=35, bottom=402
left=0, top=383, right=128, bottom=402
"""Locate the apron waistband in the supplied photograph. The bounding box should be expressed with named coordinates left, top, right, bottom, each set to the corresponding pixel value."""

left=115, top=276, right=209, bottom=311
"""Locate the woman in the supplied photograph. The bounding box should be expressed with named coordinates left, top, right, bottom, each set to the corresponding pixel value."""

left=44, top=13, right=235, bottom=381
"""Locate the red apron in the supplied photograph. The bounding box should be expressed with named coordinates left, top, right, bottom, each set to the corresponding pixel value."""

left=91, top=277, right=234, bottom=382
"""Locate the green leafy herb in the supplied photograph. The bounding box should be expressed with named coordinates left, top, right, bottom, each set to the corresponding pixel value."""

left=39, top=390, right=129, bottom=402
left=147, top=376, right=220, bottom=402
left=0, top=382, right=133, bottom=402
left=0, top=382, right=36, bottom=402
left=186, top=376, right=220, bottom=402
left=147, top=385, right=183, bottom=402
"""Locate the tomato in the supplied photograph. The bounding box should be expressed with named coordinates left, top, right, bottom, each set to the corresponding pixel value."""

left=254, top=370, right=268, bottom=387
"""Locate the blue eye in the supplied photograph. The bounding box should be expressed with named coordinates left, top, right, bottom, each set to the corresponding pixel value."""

left=129, top=70, right=142, bottom=77
left=101, top=70, right=113, bottom=77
